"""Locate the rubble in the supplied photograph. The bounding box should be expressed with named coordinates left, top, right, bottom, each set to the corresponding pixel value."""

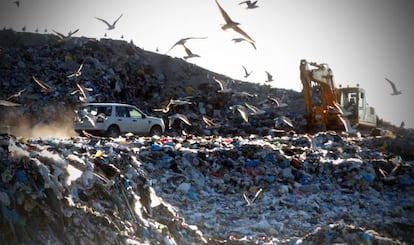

left=1, top=30, right=414, bottom=244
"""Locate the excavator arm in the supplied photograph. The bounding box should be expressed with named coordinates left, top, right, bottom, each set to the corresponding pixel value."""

left=300, top=59, right=349, bottom=132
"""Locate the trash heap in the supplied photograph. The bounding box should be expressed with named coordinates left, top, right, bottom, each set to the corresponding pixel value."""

left=0, top=134, right=208, bottom=244
left=0, top=29, right=303, bottom=137
left=1, top=30, right=414, bottom=244
left=1, top=131, right=413, bottom=244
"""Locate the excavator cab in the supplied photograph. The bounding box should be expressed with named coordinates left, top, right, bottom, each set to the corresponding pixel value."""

left=338, top=86, right=377, bottom=128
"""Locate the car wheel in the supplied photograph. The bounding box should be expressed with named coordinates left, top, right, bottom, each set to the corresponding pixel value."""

left=150, top=125, right=162, bottom=136
left=107, top=125, right=120, bottom=137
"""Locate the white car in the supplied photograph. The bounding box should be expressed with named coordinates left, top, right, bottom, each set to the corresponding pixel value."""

left=73, top=103, right=165, bottom=137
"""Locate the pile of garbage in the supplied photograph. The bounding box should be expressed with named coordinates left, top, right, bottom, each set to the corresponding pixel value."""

left=0, top=29, right=306, bottom=138
left=1, top=30, right=414, bottom=244
left=1, top=131, right=413, bottom=244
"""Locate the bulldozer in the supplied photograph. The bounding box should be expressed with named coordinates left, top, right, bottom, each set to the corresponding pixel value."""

left=300, top=59, right=378, bottom=133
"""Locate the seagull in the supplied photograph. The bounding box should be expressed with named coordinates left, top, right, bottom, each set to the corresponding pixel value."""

left=7, top=88, right=25, bottom=100
left=153, top=98, right=192, bottom=113
left=243, top=188, right=263, bottom=206
left=385, top=78, right=402, bottom=95
left=244, top=102, right=266, bottom=116
left=67, top=63, right=84, bottom=79
left=68, top=29, right=79, bottom=37
left=213, top=77, right=233, bottom=93
left=232, top=37, right=256, bottom=50
left=170, top=98, right=193, bottom=107
left=71, top=82, right=94, bottom=102
left=202, top=116, right=221, bottom=129
left=165, top=36, right=207, bottom=54
left=265, top=71, right=274, bottom=82
left=239, top=0, right=259, bottom=9
left=230, top=104, right=249, bottom=122
left=214, top=0, right=255, bottom=43
left=95, top=14, right=123, bottom=30
left=168, top=113, right=192, bottom=129
left=32, top=75, right=56, bottom=94
left=266, top=95, right=287, bottom=108
left=274, top=116, right=294, bottom=129
left=232, top=91, right=256, bottom=99
left=77, top=110, right=96, bottom=127
left=0, top=100, right=20, bottom=107
left=153, top=99, right=174, bottom=113
left=52, top=29, right=79, bottom=40
left=242, top=65, right=252, bottom=78
left=182, top=45, right=200, bottom=60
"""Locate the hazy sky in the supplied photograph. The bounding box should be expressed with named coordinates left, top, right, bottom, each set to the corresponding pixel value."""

left=1, top=0, right=413, bottom=128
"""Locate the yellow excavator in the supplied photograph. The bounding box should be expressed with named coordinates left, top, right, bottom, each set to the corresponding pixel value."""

left=300, top=59, right=378, bottom=133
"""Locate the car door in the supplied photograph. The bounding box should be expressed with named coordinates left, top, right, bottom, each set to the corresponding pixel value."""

left=126, top=106, right=151, bottom=134
left=114, top=106, right=132, bottom=132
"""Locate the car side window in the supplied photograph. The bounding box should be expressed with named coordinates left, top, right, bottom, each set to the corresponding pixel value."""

left=97, top=106, right=112, bottom=116
left=129, top=108, right=142, bottom=119
left=116, top=106, right=130, bottom=117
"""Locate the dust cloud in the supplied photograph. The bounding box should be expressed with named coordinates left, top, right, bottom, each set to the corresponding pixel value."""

left=0, top=105, right=79, bottom=139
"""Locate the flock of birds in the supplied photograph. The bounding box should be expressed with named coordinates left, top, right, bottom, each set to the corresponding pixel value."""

left=11, top=0, right=268, bottom=80
left=3, top=0, right=404, bottom=130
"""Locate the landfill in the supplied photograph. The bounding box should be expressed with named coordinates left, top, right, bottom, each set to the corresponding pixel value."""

left=1, top=30, right=414, bottom=244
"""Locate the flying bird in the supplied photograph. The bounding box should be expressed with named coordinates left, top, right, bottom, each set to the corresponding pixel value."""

left=71, top=82, right=95, bottom=102
left=242, top=65, right=252, bottom=78
left=213, top=77, right=233, bottom=93
left=67, top=63, right=84, bottom=79
left=232, top=37, right=256, bottom=50
left=239, top=1, right=259, bottom=9
left=214, top=0, right=255, bottom=43
left=153, top=98, right=192, bottom=113
left=243, top=188, right=263, bottom=206
left=183, top=45, right=200, bottom=60
left=168, top=113, right=192, bottom=129
left=165, top=36, right=207, bottom=54
left=95, top=14, right=123, bottom=30
left=153, top=99, right=174, bottom=113
left=274, top=116, right=294, bottom=129
left=266, top=95, right=288, bottom=108
left=77, top=110, right=96, bottom=127
left=264, top=71, right=274, bottom=82
left=32, top=75, right=56, bottom=94
left=0, top=100, right=20, bottom=107
left=232, top=91, right=256, bottom=99
left=230, top=104, right=249, bottom=122
left=13, top=1, right=20, bottom=7
left=52, top=29, right=79, bottom=40
left=202, top=116, right=221, bottom=129
left=7, top=89, right=25, bottom=100
left=244, top=102, right=266, bottom=116
left=385, top=78, right=402, bottom=95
